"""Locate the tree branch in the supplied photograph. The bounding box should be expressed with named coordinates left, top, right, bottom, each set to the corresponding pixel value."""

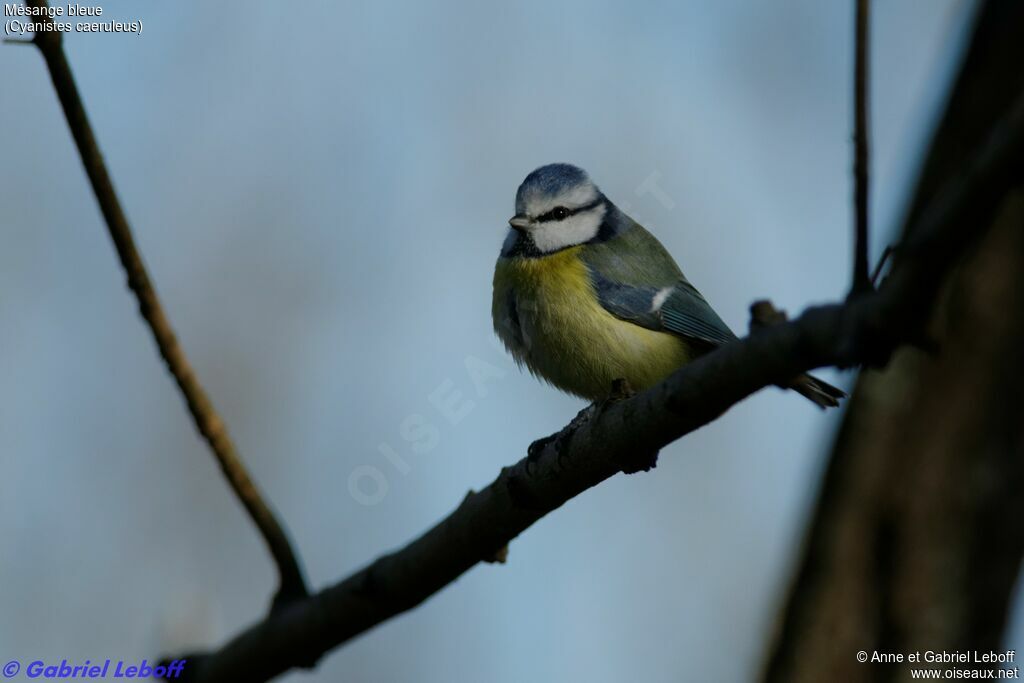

left=168, top=86, right=1024, bottom=681
left=851, top=0, right=872, bottom=296
left=20, top=0, right=308, bottom=605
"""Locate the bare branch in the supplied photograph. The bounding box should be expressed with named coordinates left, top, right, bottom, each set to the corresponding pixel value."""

left=851, top=0, right=872, bottom=296
left=20, top=0, right=308, bottom=604
left=168, top=86, right=1024, bottom=681
left=869, top=243, right=894, bottom=286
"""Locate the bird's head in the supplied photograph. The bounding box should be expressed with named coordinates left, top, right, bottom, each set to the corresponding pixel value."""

left=505, top=163, right=609, bottom=255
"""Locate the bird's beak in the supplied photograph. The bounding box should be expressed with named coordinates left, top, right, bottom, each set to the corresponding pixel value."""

left=508, top=214, right=532, bottom=232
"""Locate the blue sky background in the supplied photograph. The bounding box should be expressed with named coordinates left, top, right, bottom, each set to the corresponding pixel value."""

left=3, top=1, right=1019, bottom=681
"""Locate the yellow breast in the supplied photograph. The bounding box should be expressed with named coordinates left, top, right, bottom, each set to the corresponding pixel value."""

left=493, top=247, right=693, bottom=400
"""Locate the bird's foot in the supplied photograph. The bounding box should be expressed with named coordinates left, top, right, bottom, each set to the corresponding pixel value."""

left=527, top=400, right=600, bottom=464
left=607, top=377, right=636, bottom=402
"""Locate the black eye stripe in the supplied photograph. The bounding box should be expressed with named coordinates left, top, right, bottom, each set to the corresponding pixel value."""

left=536, top=207, right=566, bottom=223
left=537, top=197, right=604, bottom=223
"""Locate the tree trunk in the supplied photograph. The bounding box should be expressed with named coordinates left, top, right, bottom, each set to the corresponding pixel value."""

left=764, top=3, right=1024, bottom=681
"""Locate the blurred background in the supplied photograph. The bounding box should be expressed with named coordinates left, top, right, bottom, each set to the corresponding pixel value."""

left=3, top=0, right=1019, bottom=681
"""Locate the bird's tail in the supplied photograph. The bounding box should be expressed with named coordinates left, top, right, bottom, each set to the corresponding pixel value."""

left=789, top=373, right=846, bottom=409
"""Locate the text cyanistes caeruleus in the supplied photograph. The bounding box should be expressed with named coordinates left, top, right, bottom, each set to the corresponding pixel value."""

left=492, top=163, right=845, bottom=408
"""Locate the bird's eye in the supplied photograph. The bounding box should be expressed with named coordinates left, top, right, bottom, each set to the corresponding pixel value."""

left=538, top=206, right=572, bottom=222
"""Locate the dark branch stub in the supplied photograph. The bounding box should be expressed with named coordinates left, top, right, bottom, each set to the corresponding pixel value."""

left=749, top=300, right=789, bottom=332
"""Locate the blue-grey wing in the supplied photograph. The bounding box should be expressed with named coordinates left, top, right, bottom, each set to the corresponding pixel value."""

left=589, top=269, right=737, bottom=347
left=658, top=279, right=737, bottom=346
left=589, top=270, right=663, bottom=329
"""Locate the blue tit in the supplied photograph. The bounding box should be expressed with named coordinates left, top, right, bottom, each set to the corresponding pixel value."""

left=492, top=163, right=845, bottom=408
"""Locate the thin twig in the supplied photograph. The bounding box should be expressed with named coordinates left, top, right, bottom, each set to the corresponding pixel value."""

left=21, top=0, right=308, bottom=605
left=851, top=0, right=872, bottom=296
left=870, top=243, right=895, bottom=286
left=169, top=86, right=1024, bottom=683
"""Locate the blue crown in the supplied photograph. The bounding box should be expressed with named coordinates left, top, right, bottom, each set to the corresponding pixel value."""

left=516, top=163, right=590, bottom=210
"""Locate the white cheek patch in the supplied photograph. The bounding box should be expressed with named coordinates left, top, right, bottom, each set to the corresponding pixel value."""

left=530, top=204, right=606, bottom=253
